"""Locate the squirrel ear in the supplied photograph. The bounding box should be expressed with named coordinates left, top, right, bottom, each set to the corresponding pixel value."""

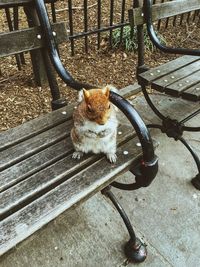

left=102, top=86, right=110, bottom=98
left=83, top=89, right=90, bottom=101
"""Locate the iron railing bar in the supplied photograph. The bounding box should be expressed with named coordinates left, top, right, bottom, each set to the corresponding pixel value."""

left=193, top=10, right=197, bottom=21
left=172, top=15, right=177, bottom=26
left=68, top=0, right=75, bottom=56
left=68, top=22, right=130, bottom=40
left=51, top=1, right=56, bottom=23
left=180, top=12, right=184, bottom=25
left=97, top=0, right=101, bottom=49
left=157, top=0, right=165, bottom=31
left=109, top=0, right=114, bottom=47
left=120, top=0, right=126, bottom=45
left=5, top=7, right=22, bottom=70
left=187, top=12, right=191, bottom=24
left=84, top=0, right=88, bottom=53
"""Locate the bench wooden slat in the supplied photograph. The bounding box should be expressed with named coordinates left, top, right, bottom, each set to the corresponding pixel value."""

left=0, top=121, right=72, bottom=171
left=151, top=60, right=200, bottom=92
left=0, top=105, right=74, bottom=152
left=0, top=137, right=141, bottom=256
left=0, top=124, right=135, bottom=218
left=139, top=56, right=199, bottom=86
left=0, top=22, right=68, bottom=58
left=182, top=84, right=200, bottom=101
left=132, top=0, right=200, bottom=26
left=164, top=69, right=200, bottom=97
left=0, top=139, right=72, bottom=193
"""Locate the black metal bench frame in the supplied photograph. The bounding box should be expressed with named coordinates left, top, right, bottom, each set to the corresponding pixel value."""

left=0, top=0, right=158, bottom=262
left=129, top=0, right=200, bottom=189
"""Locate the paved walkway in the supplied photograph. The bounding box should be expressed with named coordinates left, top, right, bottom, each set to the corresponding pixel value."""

left=0, top=93, right=199, bottom=267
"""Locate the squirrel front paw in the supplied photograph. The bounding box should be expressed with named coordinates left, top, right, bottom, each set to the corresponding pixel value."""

left=99, top=129, right=110, bottom=137
left=85, top=130, right=97, bottom=138
left=106, top=153, right=117, bottom=163
left=72, top=151, right=84, bottom=160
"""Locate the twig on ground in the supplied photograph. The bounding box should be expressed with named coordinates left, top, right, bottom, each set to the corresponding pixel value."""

left=0, top=78, right=9, bottom=83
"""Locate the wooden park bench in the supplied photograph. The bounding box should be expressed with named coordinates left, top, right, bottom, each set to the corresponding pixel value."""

left=129, top=0, right=200, bottom=189
left=0, top=0, right=158, bottom=263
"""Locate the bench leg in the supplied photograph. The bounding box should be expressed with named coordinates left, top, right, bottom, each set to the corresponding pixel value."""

left=179, top=137, right=200, bottom=190
left=101, top=186, right=147, bottom=263
left=141, top=84, right=200, bottom=189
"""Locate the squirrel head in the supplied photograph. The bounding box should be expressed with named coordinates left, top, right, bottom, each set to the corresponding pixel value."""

left=82, top=87, right=111, bottom=125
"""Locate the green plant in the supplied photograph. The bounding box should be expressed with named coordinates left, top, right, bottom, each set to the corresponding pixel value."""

left=111, top=25, right=166, bottom=52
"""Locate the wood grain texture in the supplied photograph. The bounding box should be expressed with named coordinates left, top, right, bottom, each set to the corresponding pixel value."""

left=153, top=60, right=200, bottom=91
left=132, top=0, right=200, bottom=26
left=0, top=22, right=68, bottom=58
left=0, top=121, right=72, bottom=172
left=0, top=105, right=74, bottom=151
left=182, top=84, right=200, bottom=101
left=0, top=124, right=135, bottom=218
left=139, top=56, right=199, bottom=87
left=139, top=55, right=200, bottom=101
left=0, top=137, right=141, bottom=256
left=165, top=69, right=200, bottom=97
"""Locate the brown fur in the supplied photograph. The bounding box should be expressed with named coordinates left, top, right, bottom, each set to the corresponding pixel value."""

left=82, top=87, right=111, bottom=125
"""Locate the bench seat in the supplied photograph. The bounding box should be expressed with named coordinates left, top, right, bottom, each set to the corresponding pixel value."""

left=0, top=87, right=142, bottom=256
left=139, top=55, right=200, bottom=102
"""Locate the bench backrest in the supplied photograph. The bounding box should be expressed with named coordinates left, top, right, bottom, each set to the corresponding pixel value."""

left=0, top=23, right=67, bottom=58
left=0, top=0, right=67, bottom=88
left=131, top=0, right=200, bottom=26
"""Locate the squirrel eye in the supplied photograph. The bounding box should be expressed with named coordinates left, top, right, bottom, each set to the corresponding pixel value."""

left=108, top=104, right=111, bottom=109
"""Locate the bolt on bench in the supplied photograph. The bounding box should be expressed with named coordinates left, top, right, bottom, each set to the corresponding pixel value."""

left=129, top=0, right=200, bottom=189
left=0, top=0, right=158, bottom=262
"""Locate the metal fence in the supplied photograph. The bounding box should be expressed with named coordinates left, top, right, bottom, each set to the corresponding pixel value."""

left=61, top=0, right=200, bottom=55
left=64, top=0, right=132, bottom=55
left=2, top=0, right=200, bottom=69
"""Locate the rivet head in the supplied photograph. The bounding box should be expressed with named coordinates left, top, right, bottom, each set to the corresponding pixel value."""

left=118, top=131, right=122, bottom=135
left=150, top=73, right=154, bottom=76
left=179, top=83, right=182, bottom=86
left=123, top=151, right=129, bottom=155
left=157, top=70, right=161, bottom=73
left=164, top=79, right=168, bottom=82
left=52, top=31, right=56, bottom=37
left=186, top=80, right=189, bottom=83
left=136, top=142, right=141, bottom=147
left=37, top=34, right=42, bottom=40
left=171, top=76, right=175, bottom=79
left=196, top=88, right=200, bottom=91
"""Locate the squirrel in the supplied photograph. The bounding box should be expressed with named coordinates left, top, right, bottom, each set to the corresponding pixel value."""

left=70, top=85, right=118, bottom=163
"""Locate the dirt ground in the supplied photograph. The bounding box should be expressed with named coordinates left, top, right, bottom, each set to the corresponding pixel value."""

left=0, top=1, right=199, bottom=130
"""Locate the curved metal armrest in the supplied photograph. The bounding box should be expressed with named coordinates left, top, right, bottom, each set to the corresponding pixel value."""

left=110, top=92, right=158, bottom=190
left=144, top=0, right=200, bottom=56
